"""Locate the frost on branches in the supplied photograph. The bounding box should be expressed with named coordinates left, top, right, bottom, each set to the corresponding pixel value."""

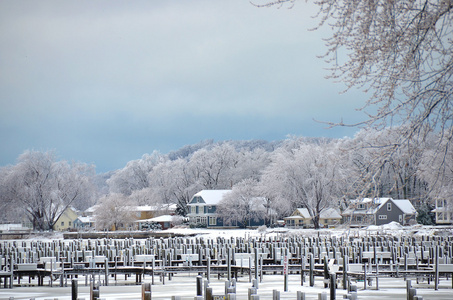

left=256, top=0, right=453, bottom=181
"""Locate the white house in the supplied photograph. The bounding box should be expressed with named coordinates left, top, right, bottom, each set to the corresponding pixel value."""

left=432, top=199, right=453, bottom=224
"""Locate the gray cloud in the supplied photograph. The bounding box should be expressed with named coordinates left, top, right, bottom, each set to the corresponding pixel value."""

left=0, top=0, right=366, bottom=172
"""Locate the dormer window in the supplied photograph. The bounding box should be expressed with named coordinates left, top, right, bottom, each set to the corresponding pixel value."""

left=358, top=204, right=365, bottom=209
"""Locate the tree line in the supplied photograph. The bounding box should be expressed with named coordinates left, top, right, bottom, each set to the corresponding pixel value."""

left=0, top=126, right=451, bottom=230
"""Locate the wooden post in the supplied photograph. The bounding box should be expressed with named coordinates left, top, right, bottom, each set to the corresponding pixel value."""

left=196, top=275, right=203, bottom=296
left=406, top=280, right=411, bottom=300
left=323, top=256, right=329, bottom=288
left=435, top=245, right=439, bottom=291
left=207, top=255, right=211, bottom=283
left=105, top=257, right=109, bottom=286
left=227, top=248, right=232, bottom=282
left=297, top=291, right=305, bottom=300
left=375, top=255, right=379, bottom=290
left=142, top=282, right=151, bottom=300
left=90, top=281, right=99, bottom=300
left=330, top=273, right=336, bottom=300
left=248, top=287, right=257, bottom=300
left=272, top=289, right=280, bottom=300
left=301, top=255, right=305, bottom=286
left=283, top=249, right=288, bottom=292
left=309, top=253, right=315, bottom=287
left=71, top=279, right=78, bottom=300
left=343, top=254, right=348, bottom=290
left=249, top=256, right=252, bottom=283
left=206, top=287, right=213, bottom=300
left=255, top=248, right=259, bottom=283
left=363, top=263, right=367, bottom=290
left=152, top=257, right=155, bottom=285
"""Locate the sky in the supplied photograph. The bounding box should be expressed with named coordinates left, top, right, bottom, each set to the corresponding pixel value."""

left=0, top=0, right=366, bottom=173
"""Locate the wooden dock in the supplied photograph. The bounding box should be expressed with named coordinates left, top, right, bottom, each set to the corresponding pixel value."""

left=1, top=233, right=453, bottom=292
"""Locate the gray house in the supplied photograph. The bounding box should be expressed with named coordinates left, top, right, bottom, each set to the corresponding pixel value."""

left=342, top=198, right=416, bottom=226
left=187, top=190, right=268, bottom=228
left=187, top=190, right=231, bottom=228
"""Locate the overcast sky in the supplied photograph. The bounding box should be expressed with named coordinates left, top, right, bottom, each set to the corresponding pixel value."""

left=0, top=0, right=366, bottom=173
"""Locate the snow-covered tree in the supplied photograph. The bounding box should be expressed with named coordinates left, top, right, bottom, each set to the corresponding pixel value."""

left=94, top=193, right=135, bottom=231
left=344, top=127, right=429, bottom=204
left=149, top=158, right=202, bottom=216
left=188, top=143, right=240, bottom=189
left=107, top=151, right=165, bottom=195
left=261, top=139, right=350, bottom=228
left=217, top=179, right=267, bottom=228
left=0, top=150, right=96, bottom=231
left=419, top=135, right=453, bottom=214
left=258, top=0, right=453, bottom=181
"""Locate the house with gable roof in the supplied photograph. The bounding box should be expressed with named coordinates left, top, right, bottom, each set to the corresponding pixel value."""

left=284, top=207, right=341, bottom=228
left=187, top=190, right=230, bottom=228
left=53, top=206, right=79, bottom=231
left=187, top=189, right=268, bottom=228
left=342, top=197, right=417, bottom=226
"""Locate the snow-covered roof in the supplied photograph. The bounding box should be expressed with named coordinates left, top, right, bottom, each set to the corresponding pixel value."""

left=372, top=198, right=416, bottom=215
left=392, top=199, right=416, bottom=215
left=85, top=205, right=100, bottom=213
left=286, top=207, right=341, bottom=220
left=149, top=215, right=174, bottom=222
left=0, top=224, right=26, bottom=231
left=137, top=215, right=183, bottom=223
left=320, top=207, right=341, bottom=219
left=294, top=208, right=311, bottom=219
left=360, top=198, right=391, bottom=204
left=76, top=216, right=95, bottom=223
left=190, top=190, right=231, bottom=205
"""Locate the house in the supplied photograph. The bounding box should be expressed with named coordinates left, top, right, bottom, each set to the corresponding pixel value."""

left=342, top=198, right=416, bottom=226
left=318, top=207, right=342, bottom=227
left=432, top=199, right=453, bottom=225
left=137, top=215, right=182, bottom=230
left=73, top=216, right=95, bottom=230
left=284, top=208, right=311, bottom=228
left=131, top=204, right=177, bottom=221
left=187, top=190, right=268, bottom=228
left=187, top=190, right=230, bottom=228
left=284, top=207, right=341, bottom=228
left=53, top=206, right=79, bottom=231
left=81, top=203, right=177, bottom=230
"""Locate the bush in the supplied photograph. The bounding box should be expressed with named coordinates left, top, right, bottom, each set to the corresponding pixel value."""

left=416, top=203, right=435, bottom=225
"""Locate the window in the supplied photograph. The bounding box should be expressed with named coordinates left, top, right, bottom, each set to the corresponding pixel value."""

left=399, top=215, right=403, bottom=222
left=378, top=215, right=387, bottom=220
left=438, top=212, right=445, bottom=221
left=191, top=206, right=196, bottom=214
left=356, top=216, right=363, bottom=222
left=437, top=199, right=447, bottom=208
left=358, top=204, right=365, bottom=209
left=387, top=203, right=392, bottom=211
left=69, top=221, right=72, bottom=226
left=61, top=221, right=64, bottom=226
left=209, top=217, right=217, bottom=226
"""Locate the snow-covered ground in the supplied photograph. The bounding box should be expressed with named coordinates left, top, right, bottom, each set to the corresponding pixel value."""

left=2, top=272, right=452, bottom=299
left=2, top=223, right=453, bottom=299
